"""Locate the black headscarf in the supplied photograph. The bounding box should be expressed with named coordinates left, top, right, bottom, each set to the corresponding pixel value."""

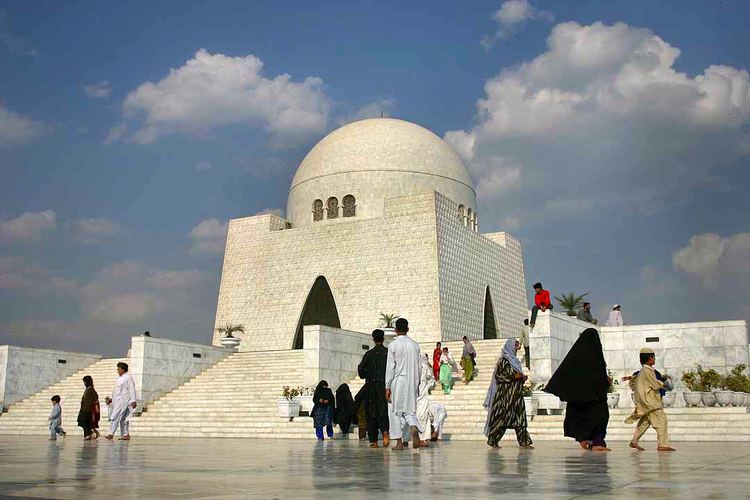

left=334, top=383, right=355, bottom=426
left=313, top=380, right=335, bottom=408
left=544, top=328, right=608, bottom=402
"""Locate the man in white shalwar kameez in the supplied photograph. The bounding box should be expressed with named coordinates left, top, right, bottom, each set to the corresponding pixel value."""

left=415, top=353, right=435, bottom=447
left=105, top=362, right=137, bottom=440
left=385, top=318, right=423, bottom=451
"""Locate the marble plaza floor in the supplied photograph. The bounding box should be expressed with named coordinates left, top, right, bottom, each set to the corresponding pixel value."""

left=0, top=436, right=749, bottom=499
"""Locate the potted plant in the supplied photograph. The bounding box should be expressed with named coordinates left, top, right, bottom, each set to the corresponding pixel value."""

left=697, top=365, right=722, bottom=407
left=216, top=324, right=244, bottom=349
left=681, top=369, right=703, bottom=407
left=522, top=380, right=538, bottom=420
left=277, top=386, right=301, bottom=420
left=723, top=364, right=749, bottom=406
left=662, top=391, right=677, bottom=408
left=294, top=386, right=316, bottom=415
left=716, top=374, right=735, bottom=407
left=380, top=313, right=399, bottom=334
left=533, top=383, right=566, bottom=415
left=554, top=292, right=589, bottom=317
left=606, top=370, right=620, bottom=408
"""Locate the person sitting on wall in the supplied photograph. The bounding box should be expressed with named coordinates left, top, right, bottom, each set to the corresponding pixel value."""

left=529, top=282, right=553, bottom=328
left=576, top=302, right=598, bottom=325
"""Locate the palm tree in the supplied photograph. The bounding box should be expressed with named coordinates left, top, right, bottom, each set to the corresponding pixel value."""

left=380, top=313, right=399, bottom=329
left=554, top=292, right=589, bottom=316
left=216, top=324, right=245, bottom=338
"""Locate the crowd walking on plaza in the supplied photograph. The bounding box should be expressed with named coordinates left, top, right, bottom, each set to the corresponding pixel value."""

left=49, top=282, right=672, bottom=455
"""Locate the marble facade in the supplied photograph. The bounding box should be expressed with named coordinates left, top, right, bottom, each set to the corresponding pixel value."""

left=0, top=346, right=100, bottom=409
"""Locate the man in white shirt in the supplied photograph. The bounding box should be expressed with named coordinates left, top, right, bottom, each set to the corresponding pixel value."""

left=385, top=318, right=423, bottom=451
left=606, top=304, right=624, bottom=327
left=105, top=362, right=137, bottom=440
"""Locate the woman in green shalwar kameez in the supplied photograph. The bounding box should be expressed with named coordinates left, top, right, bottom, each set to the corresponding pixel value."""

left=439, top=347, right=455, bottom=394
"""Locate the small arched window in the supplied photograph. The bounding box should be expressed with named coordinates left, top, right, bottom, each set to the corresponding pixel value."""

left=327, top=197, right=339, bottom=219
left=458, top=204, right=465, bottom=225
left=342, top=195, right=356, bottom=217
left=473, top=212, right=478, bottom=232
left=467, top=207, right=473, bottom=224
left=312, top=199, right=324, bottom=222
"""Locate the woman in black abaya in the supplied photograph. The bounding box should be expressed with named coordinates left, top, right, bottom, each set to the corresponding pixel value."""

left=544, top=328, right=612, bottom=451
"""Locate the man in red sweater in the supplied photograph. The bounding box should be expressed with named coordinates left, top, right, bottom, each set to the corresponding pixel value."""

left=529, top=282, right=552, bottom=328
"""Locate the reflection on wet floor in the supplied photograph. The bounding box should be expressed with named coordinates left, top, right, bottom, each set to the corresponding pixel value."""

left=0, top=436, right=749, bottom=499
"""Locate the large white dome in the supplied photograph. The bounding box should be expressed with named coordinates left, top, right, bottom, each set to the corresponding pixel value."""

left=287, top=118, right=477, bottom=228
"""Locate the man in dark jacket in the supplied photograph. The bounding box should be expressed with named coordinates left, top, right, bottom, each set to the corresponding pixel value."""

left=358, top=329, right=390, bottom=448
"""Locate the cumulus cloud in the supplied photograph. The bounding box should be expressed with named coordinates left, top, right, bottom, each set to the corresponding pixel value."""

left=115, top=49, right=330, bottom=144
left=673, top=232, right=750, bottom=287
left=72, top=218, right=126, bottom=241
left=0, top=255, right=78, bottom=293
left=337, top=97, right=397, bottom=126
left=0, top=104, right=43, bottom=145
left=481, top=0, right=553, bottom=49
left=447, top=21, right=750, bottom=229
left=146, top=269, right=209, bottom=289
left=80, top=260, right=213, bottom=325
left=0, top=11, right=38, bottom=56
left=83, top=80, right=112, bottom=98
left=104, top=122, right=128, bottom=144
left=0, top=210, right=56, bottom=243
left=188, top=218, right=227, bottom=256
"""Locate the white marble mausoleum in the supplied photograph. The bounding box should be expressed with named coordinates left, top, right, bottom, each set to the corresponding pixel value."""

left=212, top=118, right=528, bottom=350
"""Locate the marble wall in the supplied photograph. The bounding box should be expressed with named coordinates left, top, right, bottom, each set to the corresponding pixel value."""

left=302, top=325, right=373, bottom=388
left=0, top=346, right=101, bottom=409
left=128, top=337, right=231, bottom=408
left=530, top=312, right=749, bottom=408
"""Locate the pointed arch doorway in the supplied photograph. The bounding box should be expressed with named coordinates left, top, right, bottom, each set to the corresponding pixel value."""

left=293, top=276, right=341, bottom=349
left=483, top=286, right=498, bottom=339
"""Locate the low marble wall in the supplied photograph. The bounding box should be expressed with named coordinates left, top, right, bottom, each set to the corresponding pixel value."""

left=128, top=337, right=231, bottom=408
left=0, top=346, right=101, bottom=409
left=529, top=311, right=585, bottom=385
left=530, top=314, right=749, bottom=408
left=302, top=325, right=372, bottom=388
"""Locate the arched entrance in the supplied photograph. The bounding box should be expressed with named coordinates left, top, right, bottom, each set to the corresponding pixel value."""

left=483, top=286, right=498, bottom=339
left=293, top=276, right=341, bottom=349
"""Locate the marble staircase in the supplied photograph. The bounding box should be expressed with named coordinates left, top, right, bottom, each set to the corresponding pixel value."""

left=0, top=358, right=128, bottom=436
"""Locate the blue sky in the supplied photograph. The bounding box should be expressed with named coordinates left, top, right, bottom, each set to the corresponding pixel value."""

left=1, top=0, right=749, bottom=356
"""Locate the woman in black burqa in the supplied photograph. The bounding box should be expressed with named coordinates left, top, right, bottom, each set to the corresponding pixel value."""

left=334, top=383, right=356, bottom=436
left=311, top=380, right=336, bottom=440
left=544, top=328, right=612, bottom=451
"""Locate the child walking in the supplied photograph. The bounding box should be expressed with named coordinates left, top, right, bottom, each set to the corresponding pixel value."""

left=49, top=395, right=66, bottom=440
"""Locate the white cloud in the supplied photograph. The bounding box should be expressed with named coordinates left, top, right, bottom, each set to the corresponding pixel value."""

left=0, top=255, right=78, bottom=293
left=337, top=97, right=397, bottom=126
left=146, top=269, right=209, bottom=289
left=188, top=218, right=227, bottom=255
left=255, top=208, right=284, bottom=218
left=116, top=49, right=330, bottom=144
left=0, top=210, right=56, bottom=243
left=448, top=21, right=750, bottom=229
left=84, top=292, right=162, bottom=324
left=481, top=0, right=553, bottom=49
left=195, top=160, right=213, bottom=171
left=0, top=12, right=38, bottom=56
left=104, top=122, right=128, bottom=144
left=0, top=105, right=43, bottom=145
left=83, top=80, right=112, bottom=98
left=72, top=218, right=126, bottom=241
left=673, top=232, right=750, bottom=287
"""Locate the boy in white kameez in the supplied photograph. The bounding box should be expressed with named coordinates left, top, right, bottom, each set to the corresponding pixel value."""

left=105, top=362, right=137, bottom=441
left=428, top=402, right=447, bottom=441
left=415, top=354, right=435, bottom=448
left=385, top=318, right=423, bottom=451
